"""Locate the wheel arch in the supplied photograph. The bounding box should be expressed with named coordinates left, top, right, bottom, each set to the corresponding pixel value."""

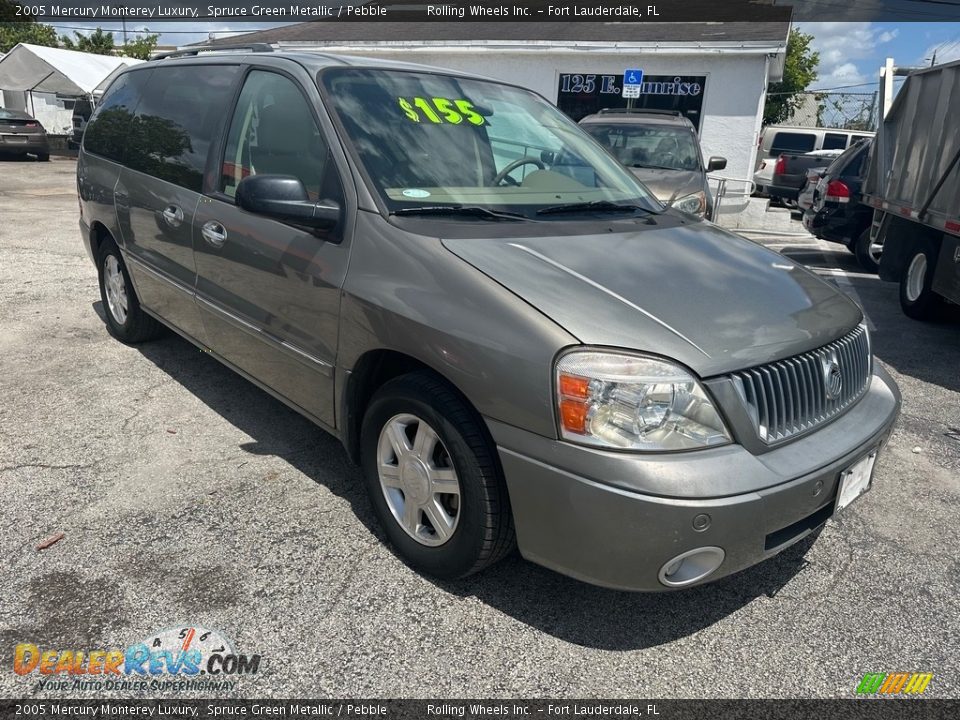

left=877, top=213, right=943, bottom=282
left=339, top=348, right=490, bottom=466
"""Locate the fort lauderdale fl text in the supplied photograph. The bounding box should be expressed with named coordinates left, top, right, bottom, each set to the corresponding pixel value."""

left=33, top=4, right=660, bottom=19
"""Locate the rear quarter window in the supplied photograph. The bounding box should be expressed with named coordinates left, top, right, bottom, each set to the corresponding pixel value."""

left=124, top=64, right=240, bottom=192
left=770, top=131, right=817, bottom=154
left=83, top=69, right=154, bottom=163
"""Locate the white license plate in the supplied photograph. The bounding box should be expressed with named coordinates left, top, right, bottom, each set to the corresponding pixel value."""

left=1, top=135, right=27, bottom=143
left=836, top=452, right=877, bottom=511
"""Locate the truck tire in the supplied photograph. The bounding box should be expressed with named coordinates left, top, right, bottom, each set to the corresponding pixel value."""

left=854, top=228, right=881, bottom=273
left=899, top=242, right=941, bottom=320
left=360, top=371, right=515, bottom=579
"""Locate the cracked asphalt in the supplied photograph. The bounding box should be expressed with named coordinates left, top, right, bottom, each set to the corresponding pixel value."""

left=1, top=159, right=958, bottom=699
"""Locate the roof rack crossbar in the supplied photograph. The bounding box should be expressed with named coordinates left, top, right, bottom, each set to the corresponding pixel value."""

left=153, top=43, right=275, bottom=61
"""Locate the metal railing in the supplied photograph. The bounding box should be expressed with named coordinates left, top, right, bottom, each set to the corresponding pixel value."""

left=708, top=174, right=757, bottom=217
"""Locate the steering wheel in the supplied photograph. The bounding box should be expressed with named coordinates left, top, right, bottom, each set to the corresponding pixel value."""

left=492, top=157, right=545, bottom=186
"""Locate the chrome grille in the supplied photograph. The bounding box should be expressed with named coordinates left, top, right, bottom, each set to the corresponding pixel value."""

left=732, top=326, right=871, bottom=443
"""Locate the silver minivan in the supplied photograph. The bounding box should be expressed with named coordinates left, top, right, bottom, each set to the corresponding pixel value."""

left=77, top=49, right=900, bottom=591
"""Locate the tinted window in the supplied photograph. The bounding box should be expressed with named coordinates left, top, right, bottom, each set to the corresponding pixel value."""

left=770, top=132, right=816, bottom=154
left=83, top=69, right=153, bottom=162
left=822, top=133, right=848, bottom=151
left=221, top=70, right=340, bottom=203
left=126, top=65, right=240, bottom=192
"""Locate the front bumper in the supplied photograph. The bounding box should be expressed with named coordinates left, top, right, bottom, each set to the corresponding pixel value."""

left=490, top=366, right=901, bottom=591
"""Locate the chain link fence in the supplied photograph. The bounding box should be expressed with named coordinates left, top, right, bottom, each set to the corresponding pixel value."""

left=782, top=91, right=879, bottom=131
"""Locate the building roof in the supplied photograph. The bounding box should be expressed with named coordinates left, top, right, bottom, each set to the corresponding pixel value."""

left=203, top=20, right=790, bottom=47
left=0, top=43, right=143, bottom=95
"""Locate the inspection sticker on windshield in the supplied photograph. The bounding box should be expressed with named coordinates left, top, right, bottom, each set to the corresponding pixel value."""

left=402, top=189, right=431, bottom=198
left=397, top=96, right=486, bottom=125
left=836, top=451, right=877, bottom=511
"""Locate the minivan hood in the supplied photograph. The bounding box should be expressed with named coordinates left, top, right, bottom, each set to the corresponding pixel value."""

left=442, top=222, right=862, bottom=377
left=628, top=168, right=702, bottom=202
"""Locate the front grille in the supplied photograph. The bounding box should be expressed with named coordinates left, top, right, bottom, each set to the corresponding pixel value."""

left=731, top=325, right=871, bottom=443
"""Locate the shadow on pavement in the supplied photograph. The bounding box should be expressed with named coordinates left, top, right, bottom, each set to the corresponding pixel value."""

left=111, top=304, right=819, bottom=651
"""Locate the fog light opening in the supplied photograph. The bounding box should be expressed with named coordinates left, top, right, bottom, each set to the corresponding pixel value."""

left=658, top=547, right=725, bottom=588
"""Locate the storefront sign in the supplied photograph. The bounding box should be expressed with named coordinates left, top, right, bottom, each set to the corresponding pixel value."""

left=557, top=73, right=707, bottom=129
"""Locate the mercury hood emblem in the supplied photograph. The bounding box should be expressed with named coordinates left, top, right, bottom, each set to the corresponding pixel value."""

left=823, top=354, right=843, bottom=400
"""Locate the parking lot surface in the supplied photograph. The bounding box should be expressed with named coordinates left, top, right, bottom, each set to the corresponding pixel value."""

left=1, top=159, right=959, bottom=698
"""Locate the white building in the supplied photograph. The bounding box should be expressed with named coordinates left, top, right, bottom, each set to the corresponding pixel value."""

left=201, top=19, right=789, bottom=224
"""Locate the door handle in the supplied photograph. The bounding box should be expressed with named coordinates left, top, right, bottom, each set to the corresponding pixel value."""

left=201, top=221, right=227, bottom=248
left=162, top=205, right=184, bottom=227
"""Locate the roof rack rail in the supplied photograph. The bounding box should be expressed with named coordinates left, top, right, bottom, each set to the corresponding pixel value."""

left=597, top=108, right=684, bottom=116
left=153, top=44, right=275, bottom=61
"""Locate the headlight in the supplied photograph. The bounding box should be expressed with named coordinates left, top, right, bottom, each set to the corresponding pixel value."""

left=674, top=191, right=707, bottom=217
left=555, top=351, right=731, bottom=451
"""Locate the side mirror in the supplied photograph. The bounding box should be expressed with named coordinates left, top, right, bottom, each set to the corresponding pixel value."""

left=540, top=149, right=557, bottom=165
left=706, top=156, right=727, bottom=172
left=236, top=174, right=340, bottom=231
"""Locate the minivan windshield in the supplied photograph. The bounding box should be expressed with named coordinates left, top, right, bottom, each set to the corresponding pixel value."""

left=320, top=68, right=661, bottom=219
left=582, top=123, right=701, bottom=172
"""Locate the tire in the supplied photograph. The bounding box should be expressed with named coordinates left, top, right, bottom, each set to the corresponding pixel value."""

left=360, top=371, right=515, bottom=579
left=97, top=238, right=164, bottom=343
left=854, top=228, right=881, bottom=273
left=36, top=152, right=50, bottom=162
left=899, top=242, right=942, bottom=320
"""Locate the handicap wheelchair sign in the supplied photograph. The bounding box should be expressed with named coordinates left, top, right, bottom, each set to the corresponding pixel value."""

left=624, top=69, right=644, bottom=87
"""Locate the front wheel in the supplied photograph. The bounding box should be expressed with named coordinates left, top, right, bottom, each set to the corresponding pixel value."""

left=360, top=372, right=515, bottom=579
left=97, top=239, right=164, bottom=343
left=854, top=228, right=881, bottom=273
left=899, top=242, right=941, bottom=320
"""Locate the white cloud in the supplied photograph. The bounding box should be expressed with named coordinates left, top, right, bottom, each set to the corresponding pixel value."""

left=795, top=22, right=898, bottom=90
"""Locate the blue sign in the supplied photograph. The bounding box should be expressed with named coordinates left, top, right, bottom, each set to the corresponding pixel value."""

left=624, top=69, right=644, bottom=86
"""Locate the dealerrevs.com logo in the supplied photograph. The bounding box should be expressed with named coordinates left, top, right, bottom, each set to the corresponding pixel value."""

left=14, top=626, right=262, bottom=693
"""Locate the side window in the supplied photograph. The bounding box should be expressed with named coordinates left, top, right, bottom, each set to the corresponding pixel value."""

left=822, top=133, right=848, bottom=151
left=770, top=132, right=816, bottom=154
left=221, top=70, right=341, bottom=203
left=83, top=69, right=153, bottom=162
left=125, top=65, right=240, bottom=192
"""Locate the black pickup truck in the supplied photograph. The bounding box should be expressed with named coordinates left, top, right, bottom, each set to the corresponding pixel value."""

left=768, top=149, right=845, bottom=205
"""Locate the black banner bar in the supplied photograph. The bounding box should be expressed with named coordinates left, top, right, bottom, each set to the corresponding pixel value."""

left=2, top=700, right=960, bottom=720
left=4, top=0, right=960, bottom=23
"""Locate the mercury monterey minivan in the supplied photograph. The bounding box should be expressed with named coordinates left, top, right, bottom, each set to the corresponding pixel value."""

left=77, top=48, right=901, bottom=591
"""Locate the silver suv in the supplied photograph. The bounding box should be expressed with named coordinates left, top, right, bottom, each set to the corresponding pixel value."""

left=77, top=49, right=900, bottom=591
left=580, top=109, right=726, bottom=219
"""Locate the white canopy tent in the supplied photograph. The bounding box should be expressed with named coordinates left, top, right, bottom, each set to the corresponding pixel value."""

left=0, top=43, right=143, bottom=134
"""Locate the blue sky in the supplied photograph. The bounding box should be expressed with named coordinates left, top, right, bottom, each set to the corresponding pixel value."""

left=796, top=22, right=960, bottom=91
left=47, top=20, right=960, bottom=93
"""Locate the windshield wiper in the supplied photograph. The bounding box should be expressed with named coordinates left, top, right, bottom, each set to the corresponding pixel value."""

left=536, top=200, right=655, bottom=216
left=631, top=163, right=681, bottom=171
left=390, top=205, right=529, bottom=221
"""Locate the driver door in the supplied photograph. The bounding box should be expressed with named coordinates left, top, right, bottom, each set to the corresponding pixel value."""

left=193, top=68, right=349, bottom=428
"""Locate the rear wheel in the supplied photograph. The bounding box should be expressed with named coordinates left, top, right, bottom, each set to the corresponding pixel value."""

left=97, top=239, right=163, bottom=343
left=899, top=242, right=941, bottom=320
left=360, top=372, right=515, bottom=579
left=854, top=228, right=881, bottom=273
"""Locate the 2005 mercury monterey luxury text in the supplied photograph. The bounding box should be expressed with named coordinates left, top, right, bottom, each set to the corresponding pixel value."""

left=76, top=48, right=900, bottom=590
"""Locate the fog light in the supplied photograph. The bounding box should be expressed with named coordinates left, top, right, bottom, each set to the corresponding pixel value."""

left=658, top=547, right=725, bottom=588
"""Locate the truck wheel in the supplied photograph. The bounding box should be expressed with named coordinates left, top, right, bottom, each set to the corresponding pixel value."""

left=97, top=239, right=164, bottom=343
left=899, top=242, right=941, bottom=320
left=854, top=228, right=881, bottom=273
left=360, top=371, right=515, bottom=579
